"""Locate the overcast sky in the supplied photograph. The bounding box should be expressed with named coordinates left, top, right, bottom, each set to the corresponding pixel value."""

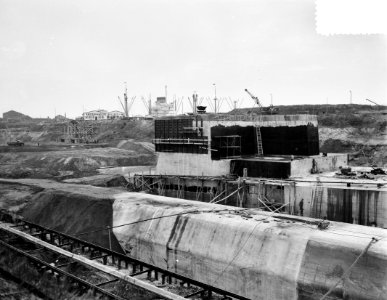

left=0, top=0, right=386, bottom=118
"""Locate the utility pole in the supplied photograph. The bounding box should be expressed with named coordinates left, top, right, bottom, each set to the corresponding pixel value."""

left=124, top=82, right=128, bottom=117
left=349, top=90, right=352, bottom=104
left=148, top=94, right=152, bottom=115
left=270, top=93, right=273, bottom=106
left=213, top=83, right=217, bottom=113
left=165, top=85, right=168, bottom=102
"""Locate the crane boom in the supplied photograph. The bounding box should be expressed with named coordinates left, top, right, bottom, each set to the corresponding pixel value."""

left=366, top=98, right=379, bottom=106
left=244, top=89, right=262, bottom=108
left=118, top=96, right=126, bottom=112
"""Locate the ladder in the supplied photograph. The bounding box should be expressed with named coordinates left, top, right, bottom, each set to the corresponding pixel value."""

left=255, top=125, right=263, bottom=156
left=311, top=178, right=323, bottom=218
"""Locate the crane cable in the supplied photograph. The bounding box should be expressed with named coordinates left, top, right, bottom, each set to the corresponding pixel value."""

left=319, top=237, right=379, bottom=300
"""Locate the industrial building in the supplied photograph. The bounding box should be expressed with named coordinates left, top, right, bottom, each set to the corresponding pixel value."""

left=82, top=109, right=125, bottom=120
left=131, top=112, right=387, bottom=229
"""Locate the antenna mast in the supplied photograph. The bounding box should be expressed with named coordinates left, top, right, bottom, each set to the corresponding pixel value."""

left=349, top=90, right=352, bottom=104
left=213, top=83, right=217, bottom=113
left=124, top=82, right=128, bottom=117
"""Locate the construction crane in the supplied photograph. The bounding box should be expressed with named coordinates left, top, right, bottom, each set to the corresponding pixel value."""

left=118, top=82, right=137, bottom=118
left=244, top=89, right=279, bottom=114
left=244, top=89, right=262, bottom=108
left=366, top=98, right=380, bottom=106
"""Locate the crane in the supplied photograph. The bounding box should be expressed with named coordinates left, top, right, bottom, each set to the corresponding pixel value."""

left=118, top=82, right=130, bottom=117
left=244, top=88, right=279, bottom=114
left=244, top=89, right=263, bottom=108
left=366, top=98, right=380, bottom=106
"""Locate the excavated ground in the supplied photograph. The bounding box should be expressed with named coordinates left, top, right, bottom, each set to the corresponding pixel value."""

left=0, top=118, right=156, bottom=179
left=0, top=179, right=124, bottom=252
left=0, top=145, right=156, bottom=179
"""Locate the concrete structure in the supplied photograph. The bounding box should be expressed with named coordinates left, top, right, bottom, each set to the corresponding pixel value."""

left=113, top=193, right=387, bottom=300
left=132, top=113, right=387, bottom=229
left=154, top=114, right=324, bottom=177
left=133, top=169, right=387, bottom=228
left=1, top=178, right=386, bottom=300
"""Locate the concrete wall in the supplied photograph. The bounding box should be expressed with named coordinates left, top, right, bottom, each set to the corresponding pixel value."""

left=290, top=154, right=348, bottom=177
left=288, top=183, right=387, bottom=228
left=201, top=115, right=318, bottom=143
left=230, top=179, right=387, bottom=228
left=113, top=193, right=387, bottom=300
left=156, top=152, right=230, bottom=176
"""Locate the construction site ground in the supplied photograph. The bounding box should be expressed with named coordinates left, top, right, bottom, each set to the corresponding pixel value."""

left=0, top=105, right=386, bottom=298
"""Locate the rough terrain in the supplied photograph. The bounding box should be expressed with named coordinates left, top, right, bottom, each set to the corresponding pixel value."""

left=0, top=118, right=156, bottom=179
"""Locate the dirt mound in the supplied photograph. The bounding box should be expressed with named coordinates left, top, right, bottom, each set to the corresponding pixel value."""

left=0, top=183, right=43, bottom=213
left=63, top=174, right=128, bottom=188
left=320, top=138, right=387, bottom=167
left=0, top=180, right=123, bottom=253
left=0, top=147, right=156, bottom=179
left=0, top=118, right=154, bottom=146
left=95, top=119, right=154, bottom=143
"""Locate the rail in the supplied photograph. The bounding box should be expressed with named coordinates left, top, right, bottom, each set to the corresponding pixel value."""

left=0, top=230, right=126, bottom=300
left=0, top=210, right=249, bottom=300
left=153, top=138, right=208, bottom=145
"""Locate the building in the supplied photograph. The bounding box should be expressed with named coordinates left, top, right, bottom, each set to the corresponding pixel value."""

left=107, top=110, right=125, bottom=119
left=153, top=114, right=323, bottom=177
left=82, top=110, right=125, bottom=120
left=82, top=109, right=108, bottom=120
left=131, top=113, right=387, bottom=228
left=54, top=114, right=68, bottom=122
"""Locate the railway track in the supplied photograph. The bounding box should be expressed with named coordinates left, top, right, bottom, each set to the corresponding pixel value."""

left=0, top=210, right=248, bottom=300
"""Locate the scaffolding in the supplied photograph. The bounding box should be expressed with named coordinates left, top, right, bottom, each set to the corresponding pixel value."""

left=62, top=120, right=97, bottom=143
left=213, top=135, right=242, bottom=159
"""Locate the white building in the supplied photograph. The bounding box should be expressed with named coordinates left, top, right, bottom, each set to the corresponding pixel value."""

left=82, top=109, right=108, bottom=120
left=107, top=110, right=125, bottom=119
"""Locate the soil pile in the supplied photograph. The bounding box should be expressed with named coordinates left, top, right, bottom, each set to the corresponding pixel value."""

left=0, top=179, right=123, bottom=252
left=0, top=147, right=156, bottom=179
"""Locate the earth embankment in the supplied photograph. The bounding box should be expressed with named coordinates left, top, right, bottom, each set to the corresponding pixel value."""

left=0, top=179, right=124, bottom=253
left=0, top=146, right=156, bottom=179
left=0, top=118, right=157, bottom=179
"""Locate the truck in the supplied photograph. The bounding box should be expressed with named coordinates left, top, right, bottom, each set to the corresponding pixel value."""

left=7, top=140, right=24, bottom=147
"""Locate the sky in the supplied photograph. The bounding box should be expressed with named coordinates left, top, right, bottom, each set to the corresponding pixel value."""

left=0, top=0, right=386, bottom=118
